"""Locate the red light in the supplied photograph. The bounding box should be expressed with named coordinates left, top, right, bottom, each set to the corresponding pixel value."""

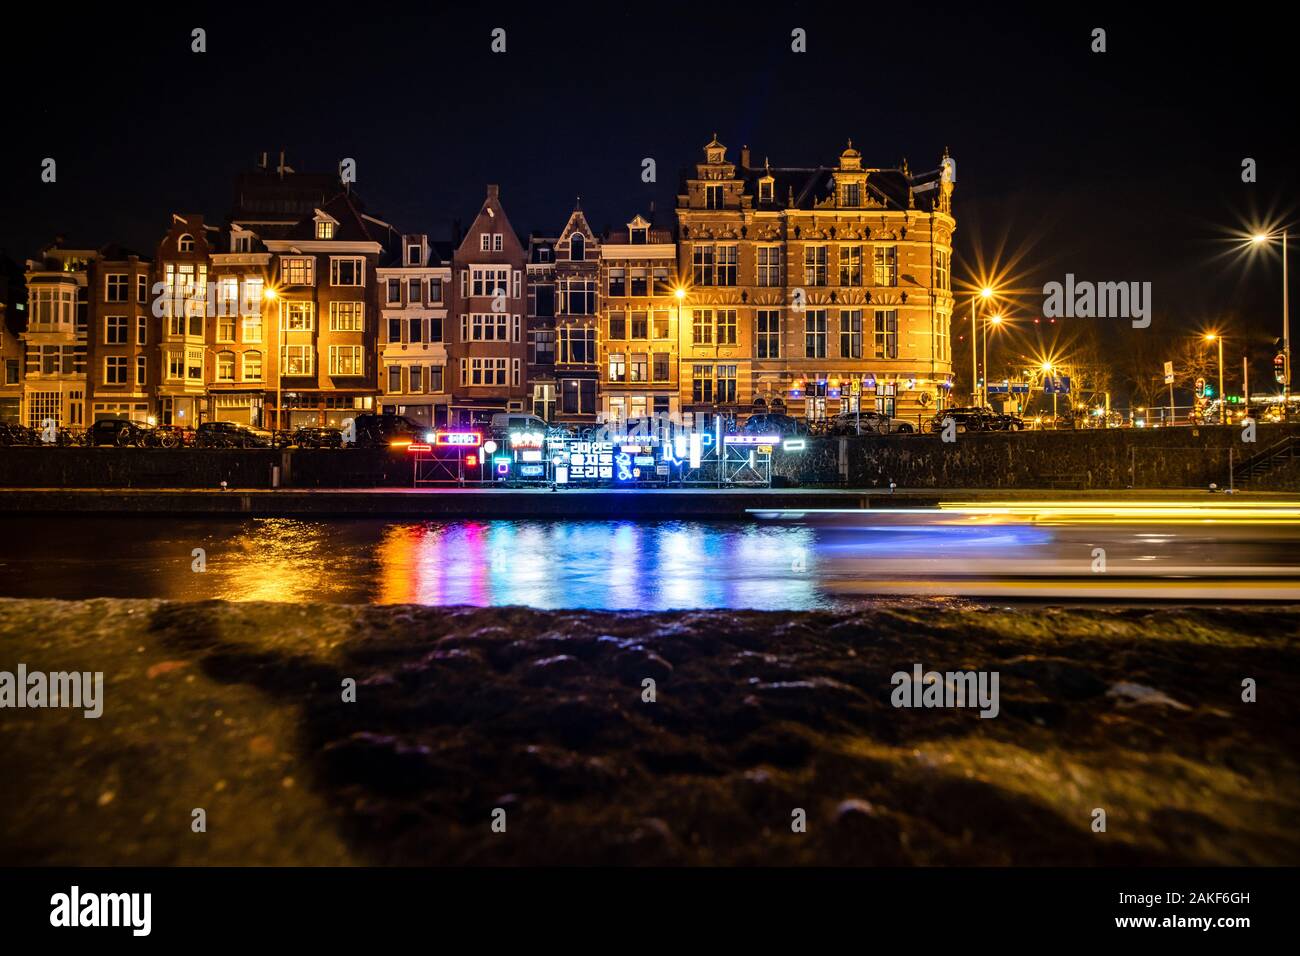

left=466, top=454, right=478, bottom=467
left=406, top=443, right=431, bottom=453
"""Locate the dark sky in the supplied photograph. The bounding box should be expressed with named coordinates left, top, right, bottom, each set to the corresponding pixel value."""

left=2, top=2, right=1293, bottom=384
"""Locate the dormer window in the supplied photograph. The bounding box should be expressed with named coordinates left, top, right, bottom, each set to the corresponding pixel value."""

left=758, top=178, right=774, bottom=202
left=705, top=185, right=725, bottom=210
left=233, top=232, right=254, bottom=253
left=178, top=234, right=195, bottom=252
left=570, top=234, right=585, bottom=261
left=630, top=227, right=648, bottom=245
left=843, top=183, right=862, bottom=207
left=407, top=244, right=421, bottom=265
left=316, top=220, right=335, bottom=239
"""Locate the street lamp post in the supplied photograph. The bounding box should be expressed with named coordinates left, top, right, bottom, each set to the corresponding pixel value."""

left=971, top=286, right=993, bottom=406
left=675, top=286, right=686, bottom=428
left=264, top=287, right=280, bottom=431
left=1251, top=230, right=1290, bottom=408
left=983, top=313, right=1003, bottom=409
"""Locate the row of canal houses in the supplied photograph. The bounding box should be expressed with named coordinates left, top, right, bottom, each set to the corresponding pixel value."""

left=1, top=138, right=958, bottom=431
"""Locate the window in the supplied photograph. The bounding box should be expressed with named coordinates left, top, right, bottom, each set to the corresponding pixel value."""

left=804, top=246, right=828, bottom=286
left=653, top=310, right=670, bottom=338
left=241, top=277, right=264, bottom=314
left=652, top=270, right=673, bottom=296
left=652, top=352, right=670, bottom=382
left=758, top=178, right=774, bottom=202
left=178, top=234, right=195, bottom=252
left=705, top=184, right=724, bottom=209
left=282, top=345, right=314, bottom=376
left=558, top=327, right=595, bottom=364
left=387, top=278, right=402, bottom=304
left=533, top=284, right=555, bottom=318
left=6, top=360, right=19, bottom=385
left=283, top=302, right=314, bottom=331
left=840, top=246, right=863, bottom=286
left=409, top=366, right=423, bottom=393
left=216, top=350, right=235, bottom=382
left=104, top=356, right=127, bottom=385
left=716, top=309, right=737, bottom=345
left=167, top=350, right=184, bottom=380
left=936, top=251, right=950, bottom=292
left=330, top=258, right=364, bottom=286
left=429, top=367, right=444, bottom=392
left=429, top=318, right=443, bottom=342
left=559, top=279, right=596, bottom=315
left=136, top=274, right=149, bottom=303
left=464, top=313, right=508, bottom=341
left=843, top=183, right=862, bottom=207
left=630, top=353, right=648, bottom=383
left=608, top=352, right=627, bottom=382
left=630, top=311, right=648, bottom=339
left=186, top=348, right=203, bottom=381
left=480, top=234, right=492, bottom=252
left=315, top=220, right=335, bottom=239
left=388, top=366, right=402, bottom=393
left=530, top=329, right=555, bottom=365
left=388, top=318, right=403, bottom=343
left=716, top=246, right=737, bottom=286
left=105, top=316, right=128, bottom=345
left=428, top=278, right=443, bottom=302
left=873, top=246, right=898, bottom=286
left=281, top=257, right=314, bottom=285
left=716, top=365, right=736, bottom=403
left=233, top=233, right=254, bottom=253
left=494, top=234, right=503, bottom=252
left=936, top=311, right=950, bottom=362
left=135, top=355, right=146, bottom=386
left=330, top=302, right=364, bottom=332
left=874, top=310, right=898, bottom=359
left=407, top=244, right=421, bottom=266
left=608, top=312, right=626, bottom=340
left=408, top=317, right=422, bottom=343
left=471, top=266, right=509, bottom=297
left=630, top=227, right=647, bottom=244
left=560, top=378, right=597, bottom=415
left=243, top=351, right=262, bottom=381
left=608, top=269, right=626, bottom=296
left=630, top=271, right=648, bottom=297
left=805, top=310, right=828, bottom=358
left=408, top=278, right=422, bottom=304
left=217, top=315, right=236, bottom=342
left=876, top=381, right=897, bottom=417
left=105, top=274, right=128, bottom=303
left=757, top=309, right=781, bottom=359
left=693, top=310, right=712, bottom=345
left=217, top=276, right=239, bottom=315
left=692, top=365, right=713, bottom=403
left=695, top=245, right=737, bottom=286
left=463, top=357, right=508, bottom=386
left=242, top=314, right=262, bottom=343
left=757, top=246, right=782, bottom=286
left=570, top=234, right=585, bottom=261
left=692, top=245, right=714, bottom=286
left=840, top=309, right=863, bottom=358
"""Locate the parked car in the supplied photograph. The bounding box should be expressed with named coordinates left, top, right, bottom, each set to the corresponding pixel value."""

left=85, top=417, right=156, bottom=447
left=350, top=413, right=425, bottom=448
left=195, top=420, right=276, bottom=448
left=824, top=410, right=915, bottom=435
left=926, top=406, right=998, bottom=433
left=489, top=412, right=550, bottom=438
left=741, top=413, right=809, bottom=437
left=990, top=411, right=1027, bottom=431
left=282, top=425, right=343, bottom=449
left=0, top=422, right=37, bottom=446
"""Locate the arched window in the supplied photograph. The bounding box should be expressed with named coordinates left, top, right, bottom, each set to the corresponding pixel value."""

left=178, top=234, right=195, bottom=252
left=242, top=350, right=263, bottom=382
left=570, top=234, right=585, bottom=262
left=216, top=350, right=235, bottom=382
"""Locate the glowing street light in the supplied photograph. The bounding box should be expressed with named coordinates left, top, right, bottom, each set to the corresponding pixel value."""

left=1241, top=228, right=1290, bottom=406
left=969, top=286, right=998, bottom=405
left=983, top=313, right=1006, bottom=408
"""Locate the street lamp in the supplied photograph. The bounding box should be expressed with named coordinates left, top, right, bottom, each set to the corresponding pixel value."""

left=264, top=286, right=280, bottom=431
left=1041, top=360, right=1058, bottom=421
left=674, top=286, right=686, bottom=427
left=1205, top=332, right=1225, bottom=424
left=971, top=286, right=994, bottom=405
left=1250, top=230, right=1290, bottom=408
left=983, top=313, right=1004, bottom=408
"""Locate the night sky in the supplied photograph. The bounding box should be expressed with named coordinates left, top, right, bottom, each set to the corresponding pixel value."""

left=1, top=3, right=1293, bottom=386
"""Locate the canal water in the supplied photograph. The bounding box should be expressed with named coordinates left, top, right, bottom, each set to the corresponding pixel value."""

left=0, top=517, right=834, bottom=610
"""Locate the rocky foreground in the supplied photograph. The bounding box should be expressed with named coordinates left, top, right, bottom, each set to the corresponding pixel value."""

left=1, top=598, right=1297, bottom=865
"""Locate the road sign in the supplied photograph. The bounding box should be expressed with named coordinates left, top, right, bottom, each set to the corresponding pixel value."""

left=1043, top=375, right=1071, bottom=394
left=1164, top=361, right=1175, bottom=385
left=850, top=378, right=860, bottom=395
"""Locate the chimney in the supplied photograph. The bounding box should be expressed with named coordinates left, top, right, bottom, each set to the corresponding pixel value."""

left=741, top=145, right=751, bottom=169
left=259, top=151, right=268, bottom=169
left=452, top=218, right=463, bottom=247
left=486, top=184, right=500, bottom=200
